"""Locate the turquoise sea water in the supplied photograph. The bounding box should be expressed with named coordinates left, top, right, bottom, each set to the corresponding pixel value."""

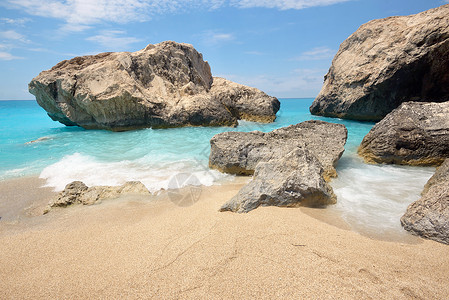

left=0, top=99, right=435, bottom=237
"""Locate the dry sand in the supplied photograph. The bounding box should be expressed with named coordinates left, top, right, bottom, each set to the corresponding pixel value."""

left=1, top=177, right=449, bottom=299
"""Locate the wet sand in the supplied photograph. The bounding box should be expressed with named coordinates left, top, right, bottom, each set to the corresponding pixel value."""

left=1, top=176, right=449, bottom=299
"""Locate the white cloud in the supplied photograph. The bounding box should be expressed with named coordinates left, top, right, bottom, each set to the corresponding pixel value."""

left=3, top=0, right=226, bottom=33
left=0, top=30, right=30, bottom=43
left=27, top=47, right=81, bottom=57
left=244, top=50, right=265, bottom=55
left=0, top=51, right=23, bottom=60
left=200, top=31, right=235, bottom=46
left=3, top=0, right=353, bottom=34
left=295, top=46, right=336, bottom=61
left=211, top=33, right=234, bottom=42
left=86, top=30, right=142, bottom=51
left=0, top=17, right=31, bottom=26
left=4, top=0, right=151, bottom=33
left=5, top=0, right=148, bottom=24
left=232, top=0, right=351, bottom=10
left=218, top=68, right=327, bottom=97
left=59, top=23, right=92, bottom=33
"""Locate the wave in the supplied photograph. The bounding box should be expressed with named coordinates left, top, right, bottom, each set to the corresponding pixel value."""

left=39, top=152, right=231, bottom=192
left=330, top=155, right=435, bottom=238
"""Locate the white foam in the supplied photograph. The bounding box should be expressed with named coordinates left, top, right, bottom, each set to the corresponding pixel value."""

left=1, top=167, right=32, bottom=180
left=330, top=155, right=435, bottom=237
left=39, top=152, right=231, bottom=192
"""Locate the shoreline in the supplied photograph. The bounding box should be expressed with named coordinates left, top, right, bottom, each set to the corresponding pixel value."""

left=1, top=175, right=448, bottom=298
left=0, top=175, right=422, bottom=243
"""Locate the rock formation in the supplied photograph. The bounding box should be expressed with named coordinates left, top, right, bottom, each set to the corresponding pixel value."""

left=44, top=181, right=150, bottom=213
left=209, top=120, right=347, bottom=181
left=310, top=4, right=449, bottom=121
left=29, top=41, right=280, bottom=131
left=358, top=101, right=449, bottom=166
left=210, top=120, right=347, bottom=212
left=401, top=159, right=449, bottom=244
left=220, top=148, right=337, bottom=213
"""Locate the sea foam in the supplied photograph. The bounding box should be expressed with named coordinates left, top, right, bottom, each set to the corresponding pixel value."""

left=329, top=154, right=435, bottom=239
left=40, top=152, right=230, bottom=192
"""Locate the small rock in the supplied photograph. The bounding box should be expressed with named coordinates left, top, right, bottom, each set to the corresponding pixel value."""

left=118, top=181, right=151, bottom=195
left=45, top=180, right=150, bottom=213
left=48, top=181, right=88, bottom=207
left=220, top=148, right=337, bottom=213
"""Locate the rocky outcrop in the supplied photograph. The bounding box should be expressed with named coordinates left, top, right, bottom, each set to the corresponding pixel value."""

left=29, top=41, right=280, bottom=131
left=401, top=159, right=449, bottom=244
left=210, top=120, right=347, bottom=213
left=220, top=148, right=336, bottom=213
left=358, top=101, right=449, bottom=166
left=44, top=181, right=150, bottom=213
left=209, top=120, right=347, bottom=181
left=310, top=4, right=449, bottom=121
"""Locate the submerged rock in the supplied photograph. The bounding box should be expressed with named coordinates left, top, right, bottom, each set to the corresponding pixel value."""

left=401, top=159, right=449, bottom=244
left=220, top=148, right=336, bottom=213
left=209, top=120, right=347, bottom=180
left=29, top=41, right=279, bottom=131
left=310, top=4, right=449, bottom=121
left=358, top=101, right=449, bottom=166
left=45, top=181, right=150, bottom=213
left=210, top=120, right=347, bottom=213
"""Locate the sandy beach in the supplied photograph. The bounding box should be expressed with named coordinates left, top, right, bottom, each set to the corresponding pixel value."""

left=0, top=177, right=448, bottom=299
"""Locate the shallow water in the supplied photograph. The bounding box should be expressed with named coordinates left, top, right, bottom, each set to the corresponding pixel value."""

left=0, top=99, right=434, bottom=237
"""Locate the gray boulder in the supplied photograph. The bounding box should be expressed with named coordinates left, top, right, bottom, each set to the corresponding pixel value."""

left=220, top=148, right=337, bottom=213
left=209, top=120, right=347, bottom=181
left=310, top=4, right=449, bottom=121
left=45, top=181, right=150, bottom=213
left=29, top=41, right=279, bottom=131
left=401, top=159, right=449, bottom=244
left=358, top=101, right=449, bottom=166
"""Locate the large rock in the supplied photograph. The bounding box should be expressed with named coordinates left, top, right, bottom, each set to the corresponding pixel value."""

left=310, top=4, right=449, bottom=121
left=209, top=120, right=347, bottom=181
left=401, top=159, right=449, bottom=244
left=358, top=101, right=449, bottom=166
left=220, top=148, right=337, bottom=213
left=45, top=181, right=150, bottom=213
left=29, top=41, right=280, bottom=131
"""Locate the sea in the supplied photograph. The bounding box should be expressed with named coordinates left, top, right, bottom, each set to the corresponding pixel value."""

left=0, top=98, right=435, bottom=239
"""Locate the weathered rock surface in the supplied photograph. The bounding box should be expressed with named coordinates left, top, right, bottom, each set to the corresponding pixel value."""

left=310, top=4, right=449, bottom=121
left=29, top=41, right=280, bottom=131
left=209, top=120, right=348, bottom=180
left=220, top=148, right=337, bottom=213
left=45, top=181, right=150, bottom=213
left=358, top=101, right=449, bottom=166
left=49, top=181, right=88, bottom=208
left=401, top=159, right=449, bottom=244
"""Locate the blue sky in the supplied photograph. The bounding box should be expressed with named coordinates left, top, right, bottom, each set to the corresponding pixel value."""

left=0, top=0, right=447, bottom=100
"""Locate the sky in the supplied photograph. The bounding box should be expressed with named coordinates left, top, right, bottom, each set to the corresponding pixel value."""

left=0, top=0, right=448, bottom=100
